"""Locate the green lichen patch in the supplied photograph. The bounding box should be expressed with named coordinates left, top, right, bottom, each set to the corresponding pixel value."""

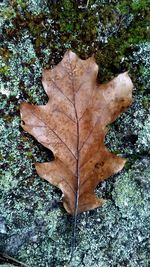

left=112, top=160, right=150, bottom=219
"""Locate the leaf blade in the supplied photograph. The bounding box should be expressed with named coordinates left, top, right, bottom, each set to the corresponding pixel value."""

left=20, top=50, right=133, bottom=215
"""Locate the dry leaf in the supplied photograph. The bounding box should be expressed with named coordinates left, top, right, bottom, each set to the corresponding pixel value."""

left=20, top=50, right=133, bottom=215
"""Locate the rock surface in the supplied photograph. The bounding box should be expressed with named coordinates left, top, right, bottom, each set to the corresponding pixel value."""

left=0, top=0, right=149, bottom=266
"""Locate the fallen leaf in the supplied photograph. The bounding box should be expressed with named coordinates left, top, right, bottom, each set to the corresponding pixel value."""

left=20, top=50, right=133, bottom=215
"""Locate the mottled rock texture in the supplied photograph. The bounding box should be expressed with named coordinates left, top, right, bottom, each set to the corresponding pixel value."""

left=0, top=0, right=149, bottom=266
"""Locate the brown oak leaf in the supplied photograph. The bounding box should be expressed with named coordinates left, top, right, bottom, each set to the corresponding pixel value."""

left=20, top=50, right=133, bottom=215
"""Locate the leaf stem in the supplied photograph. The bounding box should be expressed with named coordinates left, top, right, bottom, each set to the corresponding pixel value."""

left=68, top=52, right=80, bottom=261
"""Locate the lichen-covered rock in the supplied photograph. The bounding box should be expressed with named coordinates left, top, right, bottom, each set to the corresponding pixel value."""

left=0, top=0, right=149, bottom=266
